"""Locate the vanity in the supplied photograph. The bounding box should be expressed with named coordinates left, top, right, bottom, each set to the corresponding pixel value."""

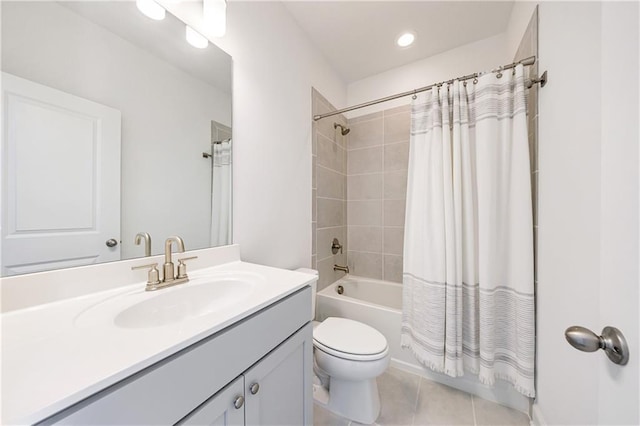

left=1, top=245, right=316, bottom=425
left=0, top=3, right=315, bottom=423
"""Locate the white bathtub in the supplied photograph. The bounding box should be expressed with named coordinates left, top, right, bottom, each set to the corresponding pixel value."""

left=316, top=276, right=407, bottom=365
left=315, top=275, right=530, bottom=414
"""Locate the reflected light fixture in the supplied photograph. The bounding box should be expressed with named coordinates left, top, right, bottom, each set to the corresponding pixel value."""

left=136, top=0, right=166, bottom=21
left=203, top=0, right=227, bottom=37
left=396, top=32, right=416, bottom=48
left=186, top=26, right=209, bottom=49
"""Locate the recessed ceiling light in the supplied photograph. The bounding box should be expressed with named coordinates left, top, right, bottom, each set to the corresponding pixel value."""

left=396, top=32, right=416, bottom=48
left=136, top=0, right=166, bottom=21
left=186, top=26, right=209, bottom=49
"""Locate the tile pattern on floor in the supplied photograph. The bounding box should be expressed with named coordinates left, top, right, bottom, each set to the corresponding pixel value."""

left=314, top=367, right=531, bottom=426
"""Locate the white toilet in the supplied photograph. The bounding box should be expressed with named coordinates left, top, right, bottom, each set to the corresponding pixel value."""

left=296, top=269, right=390, bottom=425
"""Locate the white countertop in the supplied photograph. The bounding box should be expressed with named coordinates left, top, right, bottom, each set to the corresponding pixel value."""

left=1, top=260, right=315, bottom=425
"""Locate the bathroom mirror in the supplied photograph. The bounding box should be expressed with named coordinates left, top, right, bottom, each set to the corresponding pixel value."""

left=1, top=1, right=233, bottom=276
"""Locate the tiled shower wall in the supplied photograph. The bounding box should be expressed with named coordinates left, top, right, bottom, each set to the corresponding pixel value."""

left=311, top=89, right=410, bottom=288
left=346, top=106, right=410, bottom=283
left=312, top=88, right=348, bottom=291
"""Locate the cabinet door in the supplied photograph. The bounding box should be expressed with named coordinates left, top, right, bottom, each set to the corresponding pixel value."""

left=178, top=376, right=245, bottom=426
left=244, top=323, right=313, bottom=426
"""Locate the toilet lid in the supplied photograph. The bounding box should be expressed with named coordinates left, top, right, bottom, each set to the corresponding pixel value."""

left=313, top=317, right=388, bottom=357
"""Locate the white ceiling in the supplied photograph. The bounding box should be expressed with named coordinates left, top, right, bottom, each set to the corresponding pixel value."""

left=283, top=1, right=514, bottom=83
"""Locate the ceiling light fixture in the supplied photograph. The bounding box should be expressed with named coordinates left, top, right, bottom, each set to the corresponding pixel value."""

left=136, top=0, right=166, bottom=21
left=203, top=0, right=227, bottom=38
left=396, top=32, right=416, bottom=48
left=186, top=26, right=209, bottom=49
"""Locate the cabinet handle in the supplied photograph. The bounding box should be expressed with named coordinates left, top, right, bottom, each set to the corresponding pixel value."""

left=250, top=382, right=260, bottom=395
left=233, top=395, right=244, bottom=409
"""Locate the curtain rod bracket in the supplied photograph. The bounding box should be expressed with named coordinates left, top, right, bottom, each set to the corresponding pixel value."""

left=527, top=70, right=548, bottom=89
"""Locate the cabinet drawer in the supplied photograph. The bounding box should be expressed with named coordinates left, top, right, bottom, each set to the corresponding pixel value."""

left=40, top=287, right=311, bottom=425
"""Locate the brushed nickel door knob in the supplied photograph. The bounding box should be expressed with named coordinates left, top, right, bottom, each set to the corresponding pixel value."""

left=565, top=325, right=629, bottom=365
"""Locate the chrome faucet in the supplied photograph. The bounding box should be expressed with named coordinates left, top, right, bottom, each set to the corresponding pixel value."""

left=334, top=264, right=349, bottom=274
left=131, top=235, right=197, bottom=291
left=134, top=232, right=152, bottom=256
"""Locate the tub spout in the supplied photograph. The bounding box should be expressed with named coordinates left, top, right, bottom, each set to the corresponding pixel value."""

left=334, top=264, right=349, bottom=274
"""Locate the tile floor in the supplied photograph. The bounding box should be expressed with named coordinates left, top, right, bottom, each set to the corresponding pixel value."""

left=314, top=367, right=531, bottom=426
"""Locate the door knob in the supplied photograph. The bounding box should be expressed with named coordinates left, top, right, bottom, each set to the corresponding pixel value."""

left=106, top=238, right=118, bottom=247
left=565, top=326, right=629, bottom=365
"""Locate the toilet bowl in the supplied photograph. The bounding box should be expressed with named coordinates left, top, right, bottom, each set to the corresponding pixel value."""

left=313, top=317, right=390, bottom=424
left=295, top=269, right=390, bottom=425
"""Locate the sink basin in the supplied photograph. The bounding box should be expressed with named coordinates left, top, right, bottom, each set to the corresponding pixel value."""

left=74, top=272, right=262, bottom=329
left=115, top=277, right=255, bottom=329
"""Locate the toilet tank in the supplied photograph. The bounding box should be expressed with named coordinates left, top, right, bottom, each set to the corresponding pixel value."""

left=295, top=268, right=318, bottom=319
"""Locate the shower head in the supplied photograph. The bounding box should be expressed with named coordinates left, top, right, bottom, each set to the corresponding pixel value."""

left=334, top=123, right=350, bottom=136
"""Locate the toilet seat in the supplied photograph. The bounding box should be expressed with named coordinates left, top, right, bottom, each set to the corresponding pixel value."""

left=313, top=317, right=388, bottom=362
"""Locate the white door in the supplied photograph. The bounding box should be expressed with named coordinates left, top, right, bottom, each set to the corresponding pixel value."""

left=537, top=2, right=639, bottom=424
left=1, top=72, right=121, bottom=276
left=596, top=2, right=639, bottom=423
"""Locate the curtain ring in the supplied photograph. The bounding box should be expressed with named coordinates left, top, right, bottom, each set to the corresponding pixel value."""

left=496, top=66, right=503, bottom=79
left=473, top=77, right=478, bottom=84
left=412, top=89, right=417, bottom=100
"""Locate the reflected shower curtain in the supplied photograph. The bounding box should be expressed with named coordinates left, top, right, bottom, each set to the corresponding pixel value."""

left=401, top=65, right=535, bottom=397
left=210, top=139, right=232, bottom=246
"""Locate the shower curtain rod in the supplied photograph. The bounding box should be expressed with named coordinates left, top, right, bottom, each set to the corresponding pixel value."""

left=313, top=55, right=547, bottom=121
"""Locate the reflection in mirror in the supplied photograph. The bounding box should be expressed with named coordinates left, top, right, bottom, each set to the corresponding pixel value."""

left=1, top=1, right=232, bottom=276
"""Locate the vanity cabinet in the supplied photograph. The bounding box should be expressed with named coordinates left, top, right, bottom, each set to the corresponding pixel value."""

left=179, top=326, right=311, bottom=426
left=243, top=323, right=309, bottom=425
left=179, top=376, right=245, bottom=426
left=39, top=287, right=312, bottom=426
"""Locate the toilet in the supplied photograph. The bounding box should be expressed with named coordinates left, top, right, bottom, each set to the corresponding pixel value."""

left=296, top=269, right=390, bottom=425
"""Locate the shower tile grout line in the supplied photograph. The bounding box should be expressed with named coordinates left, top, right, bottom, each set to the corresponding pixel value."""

left=317, top=163, right=347, bottom=176
left=347, top=139, right=409, bottom=153
left=347, top=170, right=408, bottom=178
left=316, top=195, right=347, bottom=202
left=348, top=197, right=406, bottom=202
left=349, top=225, right=404, bottom=229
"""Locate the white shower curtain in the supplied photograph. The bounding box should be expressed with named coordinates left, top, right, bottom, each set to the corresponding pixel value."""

left=210, top=139, right=232, bottom=246
left=401, top=65, right=535, bottom=397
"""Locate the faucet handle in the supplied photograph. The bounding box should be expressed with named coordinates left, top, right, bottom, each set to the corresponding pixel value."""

left=176, top=256, right=198, bottom=279
left=131, top=263, right=161, bottom=285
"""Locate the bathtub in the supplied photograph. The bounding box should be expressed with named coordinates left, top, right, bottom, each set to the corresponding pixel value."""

left=316, top=276, right=407, bottom=365
left=315, top=275, right=530, bottom=414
